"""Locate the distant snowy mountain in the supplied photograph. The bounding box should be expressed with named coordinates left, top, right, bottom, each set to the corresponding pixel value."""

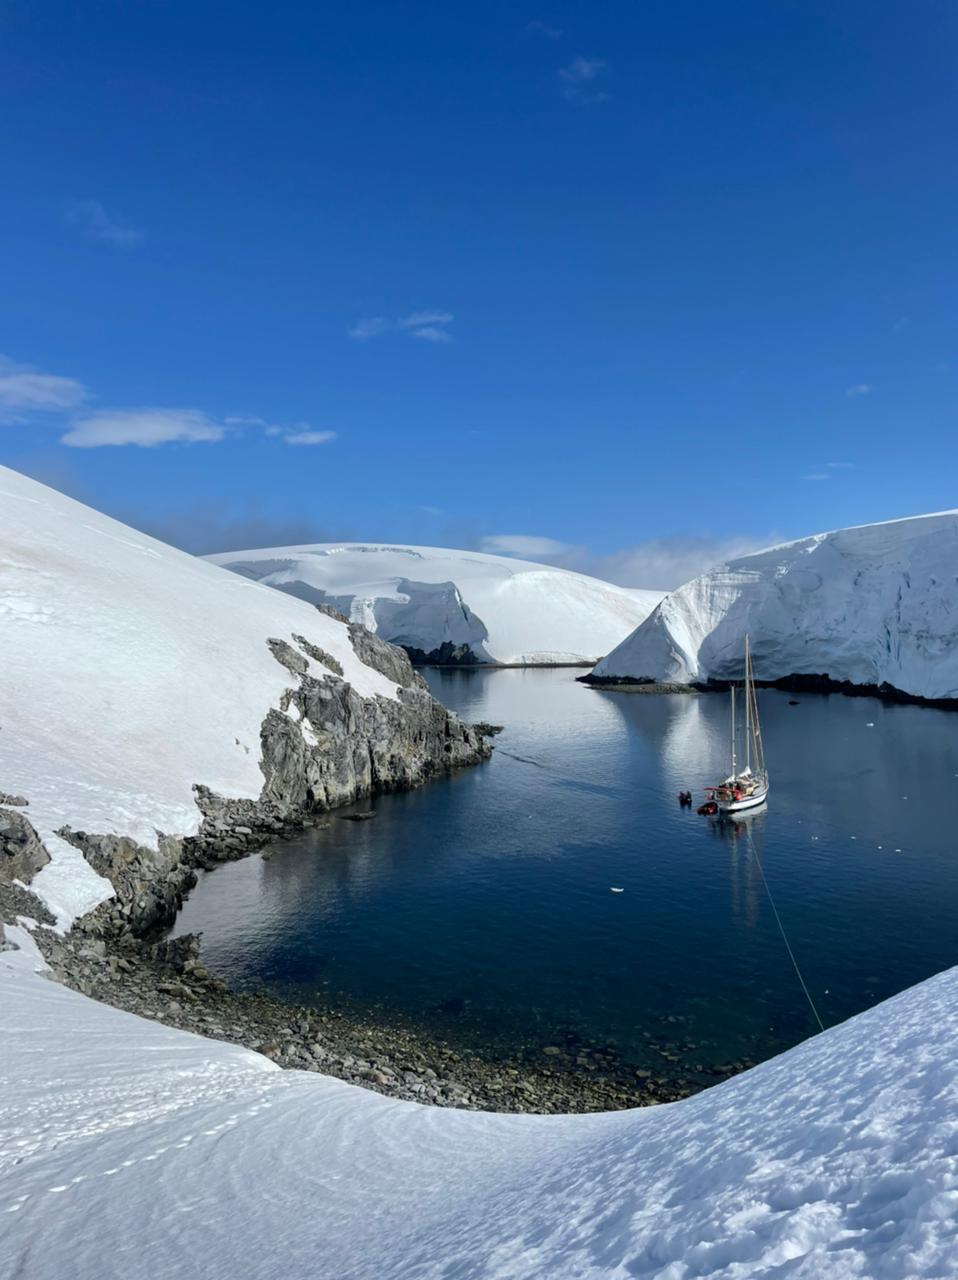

left=593, top=511, right=958, bottom=701
left=0, top=467, right=486, bottom=931
left=208, top=543, right=664, bottom=666
left=4, top=923, right=958, bottom=1279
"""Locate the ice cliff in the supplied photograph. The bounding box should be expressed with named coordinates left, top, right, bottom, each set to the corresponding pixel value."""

left=208, top=543, right=664, bottom=666
left=593, top=511, right=958, bottom=701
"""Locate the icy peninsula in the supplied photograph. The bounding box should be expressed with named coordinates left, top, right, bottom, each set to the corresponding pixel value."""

left=2, top=466, right=958, bottom=1278
left=593, top=510, right=958, bottom=703
left=208, top=542, right=664, bottom=666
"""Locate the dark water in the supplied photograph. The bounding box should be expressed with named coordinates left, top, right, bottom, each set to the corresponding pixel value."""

left=174, top=669, right=958, bottom=1078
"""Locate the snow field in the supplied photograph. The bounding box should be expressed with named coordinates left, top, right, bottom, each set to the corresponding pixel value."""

left=208, top=542, right=665, bottom=666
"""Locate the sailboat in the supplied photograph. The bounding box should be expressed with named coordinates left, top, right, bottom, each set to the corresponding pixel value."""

left=706, top=635, right=769, bottom=814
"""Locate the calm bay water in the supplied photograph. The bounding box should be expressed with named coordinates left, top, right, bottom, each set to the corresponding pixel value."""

left=173, top=669, right=958, bottom=1078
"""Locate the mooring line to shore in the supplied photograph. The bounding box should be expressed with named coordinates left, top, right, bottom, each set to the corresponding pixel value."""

left=745, top=825, right=826, bottom=1033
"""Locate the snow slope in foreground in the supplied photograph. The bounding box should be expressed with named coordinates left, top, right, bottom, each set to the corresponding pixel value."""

left=208, top=543, right=664, bottom=665
left=594, top=511, right=958, bottom=700
left=3, top=929, right=957, bottom=1279
left=0, top=466, right=398, bottom=926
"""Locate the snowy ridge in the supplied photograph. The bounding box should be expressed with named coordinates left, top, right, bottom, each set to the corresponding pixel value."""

left=3, top=931, right=957, bottom=1278
left=208, top=543, right=664, bottom=665
left=594, top=510, right=958, bottom=700
left=0, top=467, right=398, bottom=926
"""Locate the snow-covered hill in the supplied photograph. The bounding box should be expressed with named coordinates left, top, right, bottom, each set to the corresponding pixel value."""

left=4, top=924, right=957, bottom=1279
left=0, top=467, right=485, bottom=931
left=208, top=543, right=664, bottom=666
left=593, top=511, right=958, bottom=701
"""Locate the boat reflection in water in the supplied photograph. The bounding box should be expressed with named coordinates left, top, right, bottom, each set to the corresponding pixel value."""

left=708, top=805, right=767, bottom=930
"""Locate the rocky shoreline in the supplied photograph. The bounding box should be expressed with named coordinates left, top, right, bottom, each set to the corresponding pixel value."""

left=8, top=887, right=749, bottom=1114
left=1, top=618, right=753, bottom=1117
left=579, top=670, right=958, bottom=709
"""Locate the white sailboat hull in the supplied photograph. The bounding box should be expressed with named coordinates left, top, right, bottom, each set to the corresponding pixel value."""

left=718, top=784, right=769, bottom=814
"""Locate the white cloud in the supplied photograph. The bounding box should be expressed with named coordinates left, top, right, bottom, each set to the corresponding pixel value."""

left=349, top=311, right=455, bottom=343
left=845, top=383, right=873, bottom=397
left=65, top=199, right=143, bottom=247
left=580, top=535, right=782, bottom=590
left=397, top=311, right=454, bottom=331
left=0, top=355, right=88, bottom=421
left=61, top=408, right=226, bottom=449
left=283, top=430, right=337, bottom=446
left=481, top=534, right=575, bottom=559
left=559, top=56, right=610, bottom=103
left=0, top=351, right=331, bottom=451
left=411, top=326, right=453, bottom=344
left=801, top=473, right=831, bottom=482
left=826, top=461, right=855, bottom=470
left=349, top=317, right=390, bottom=341
left=527, top=19, right=563, bottom=39
left=480, top=531, right=781, bottom=589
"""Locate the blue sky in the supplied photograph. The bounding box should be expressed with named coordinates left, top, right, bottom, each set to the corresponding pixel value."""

left=1, top=0, right=956, bottom=585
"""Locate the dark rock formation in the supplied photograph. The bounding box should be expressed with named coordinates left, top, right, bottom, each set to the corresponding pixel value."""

left=293, top=633, right=344, bottom=677
left=266, top=637, right=309, bottom=677
left=56, top=625, right=493, bottom=939
left=579, top=668, right=958, bottom=710
left=347, top=622, right=426, bottom=688
left=0, top=807, right=49, bottom=884
left=402, top=641, right=482, bottom=667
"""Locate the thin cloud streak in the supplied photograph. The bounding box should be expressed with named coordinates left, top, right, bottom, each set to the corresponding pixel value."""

left=559, top=56, right=610, bottom=103
left=526, top=19, right=563, bottom=39
left=348, top=310, right=455, bottom=343
left=284, top=430, right=337, bottom=446
left=65, top=198, right=143, bottom=246
left=0, top=355, right=88, bottom=421
left=481, top=534, right=573, bottom=559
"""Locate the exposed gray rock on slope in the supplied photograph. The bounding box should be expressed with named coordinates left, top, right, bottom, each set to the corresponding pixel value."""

left=60, top=625, right=491, bottom=939
left=0, top=807, right=49, bottom=884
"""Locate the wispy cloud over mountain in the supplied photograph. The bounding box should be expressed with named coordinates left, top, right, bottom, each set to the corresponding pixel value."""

left=481, top=530, right=780, bottom=590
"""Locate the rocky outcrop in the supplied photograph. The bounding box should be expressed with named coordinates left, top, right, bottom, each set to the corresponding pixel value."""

left=402, top=641, right=482, bottom=667
left=60, top=626, right=492, bottom=939
left=0, top=807, right=49, bottom=884
left=293, top=633, right=344, bottom=677
left=346, top=623, right=425, bottom=687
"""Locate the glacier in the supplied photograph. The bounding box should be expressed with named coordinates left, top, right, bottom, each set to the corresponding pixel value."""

left=593, top=510, right=958, bottom=701
left=208, top=542, right=664, bottom=666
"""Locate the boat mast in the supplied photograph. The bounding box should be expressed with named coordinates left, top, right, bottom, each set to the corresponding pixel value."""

left=747, top=638, right=766, bottom=779
left=730, top=683, right=737, bottom=778
left=744, top=634, right=752, bottom=772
